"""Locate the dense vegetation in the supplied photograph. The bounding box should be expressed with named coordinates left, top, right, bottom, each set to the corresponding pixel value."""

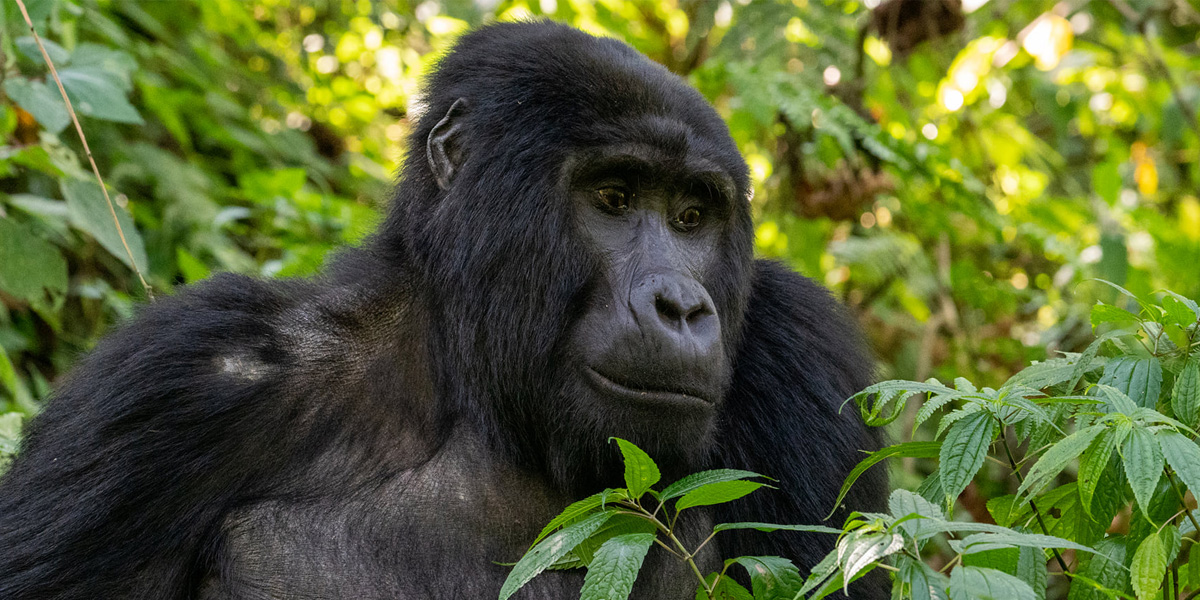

left=1, top=0, right=1198, bottom=598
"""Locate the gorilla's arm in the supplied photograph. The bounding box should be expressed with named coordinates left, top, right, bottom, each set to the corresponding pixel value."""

left=0, top=275, right=307, bottom=600
left=715, top=260, right=888, bottom=596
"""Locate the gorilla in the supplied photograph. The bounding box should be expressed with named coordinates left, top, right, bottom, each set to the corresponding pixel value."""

left=0, top=21, right=885, bottom=600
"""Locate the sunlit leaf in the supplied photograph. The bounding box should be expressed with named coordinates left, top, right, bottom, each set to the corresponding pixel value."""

left=939, top=411, right=997, bottom=501
left=578, top=533, right=654, bottom=600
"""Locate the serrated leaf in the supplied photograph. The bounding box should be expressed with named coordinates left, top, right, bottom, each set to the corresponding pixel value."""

left=939, top=411, right=997, bottom=501
left=0, top=219, right=68, bottom=305
left=1122, top=427, right=1164, bottom=518
left=948, top=566, right=1037, bottom=600
left=1090, top=302, right=1140, bottom=330
left=531, top=488, right=627, bottom=548
left=572, top=513, right=657, bottom=565
left=899, top=556, right=950, bottom=600
left=1098, top=357, right=1163, bottom=409
left=1066, top=538, right=1127, bottom=600
left=888, top=489, right=946, bottom=539
left=1161, top=295, right=1200, bottom=328
left=611, top=438, right=660, bottom=499
left=1172, top=360, right=1200, bottom=429
left=1093, top=384, right=1139, bottom=416
left=499, top=511, right=615, bottom=600
left=675, top=480, right=764, bottom=512
left=2, top=76, right=69, bottom=133
left=1016, top=543, right=1048, bottom=600
left=58, top=66, right=143, bottom=124
left=730, top=556, right=804, bottom=599
left=836, top=532, right=904, bottom=594
left=61, top=178, right=148, bottom=273
left=851, top=379, right=962, bottom=427
left=712, top=522, right=842, bottom=534
left=578, top=533, right=654, bottom=600
left=953, top=530, right=1098, bottom=554
left=826, top=441, right=941, bottom=519
left=1077, top=431, right=1117, bottom=518
left=1157, top=430, right=1200, bottom=503
left=1017, top=425, right=1104, bottom=501
left=659, top=469, right=764, bottom=501
left=1160, top=291, right=1200, bottom=322
left=698, top=573, right=753, bottom=600
left=1008, top=358, right=1084, bottom=391
left=1130, top=531, right=1166, bottom=600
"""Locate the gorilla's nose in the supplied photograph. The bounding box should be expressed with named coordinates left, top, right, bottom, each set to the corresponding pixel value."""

left=632, top=274, right=720, bottom=351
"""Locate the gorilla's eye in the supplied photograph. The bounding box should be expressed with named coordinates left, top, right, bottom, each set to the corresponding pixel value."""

left=596, top=187, right=630, bottom=213
left=676, top=207, right=703, bottom=230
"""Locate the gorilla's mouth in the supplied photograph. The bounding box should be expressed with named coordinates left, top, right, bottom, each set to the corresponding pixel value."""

left=584, top=367, right=713, bottom=408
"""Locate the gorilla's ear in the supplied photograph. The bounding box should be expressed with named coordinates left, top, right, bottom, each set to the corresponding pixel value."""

left=427, top=98, right=470, bottom=190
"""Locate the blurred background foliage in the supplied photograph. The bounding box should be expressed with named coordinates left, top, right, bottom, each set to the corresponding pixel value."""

left=0, top=0, right=1197, bottom=476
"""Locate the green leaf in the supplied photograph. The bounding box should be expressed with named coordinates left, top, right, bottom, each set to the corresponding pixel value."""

left=0, top=219, right=68, bottom=306
left=1098, top=357, right=1163, bottom=408
left=1093, top=161, right=1121, bottom=206
left=1122, top=427, right=1164, bottom=518
left=658, top=469, right=764, bottom=501
left=698, top=573, right=753, bottom=600
left=1093, top=384, right=1139, bottom=416
left=948, top=566, right=1037, bottom=600
left=530, top=489, right=627, bottom=548
left=61, top=178, right=149, bottom=274
left=611, top=438, right=660, bottom=499
left=939, top=411, right=997, bottom=501
left=1017, top=425, right=1104, bottom=501
left=1015, top=544, right=1048, bottom=600
left=826, top=441, right=941, bottom=519
left=572, top=513, right=657, bottom=565
left=58, top=66, right=143, bottom=124
left=1157, top=430, right=1200, bottom=503
left=675, top=480, right=764, bottom=512
left=952, top=530, right=1098, bottom=554
left=578, top=533, right=654, bottom=600
left=1190, top=544, right=1200, bottom=599
left=1090, top=302, right=1139, bottom=331
left=730, top=556, right=804, bottom=599
left=2, top=76, right=69, bottom=133
left=1066, top=537, right=1128, bottom=600
left=1077, top=431, right=1117, bottom=518
left=1130, top=530, right=1166, bottom=600
left=1172, top=360, right=1200, bottom=429
left=15, top=36, right=69, bottom=66
left=836, top=531, right=904, bottom=594
left=1161, top=294, right=1200, bottom=328
left=712, top=522, right=842, bottom=534
left=898, top=556, right=950, bottom=600
left=888, top=488, right=946, bottom=539
left=0, top=413, right=23, bottom=456
left=498, top=511, right=615, bottom=600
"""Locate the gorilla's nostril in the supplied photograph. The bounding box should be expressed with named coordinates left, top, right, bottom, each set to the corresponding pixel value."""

left=685, top=304, right=712, bottom=324
left=654, top=294, right=685, bottom=322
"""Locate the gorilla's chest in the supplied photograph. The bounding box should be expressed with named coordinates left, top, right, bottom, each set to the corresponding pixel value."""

left=201, top=447, right=713, bottom=599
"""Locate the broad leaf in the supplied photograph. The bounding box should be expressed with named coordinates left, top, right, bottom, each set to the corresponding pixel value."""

left=578, top=533, right=654, bottom=600
left=612, top=438, right=660, bottom=499
left=698, top=573, right=753, bottom=600
left=1172, top=359, right=1200, bottom=429
left=2, top=76, right=69, bottom=132
left=61, top=178, right=149, bottom=273
left=1076, top=431, right=1117, bottom=518
left=888, top=488, right=946, bottom=539
left=939, top=411, right=997, bottom=501
left=1017, top=425, right=1103, bottom=501
left=1066, top=538, right=1127, bottom=600
left=531, top=489, right=626, bottom=547
left=1121, top=427, right=1164, bottom=518
left=1090, top=302, right=1139, bottom=330
left=58, top=66, right=143, bottom=124
left=898, top=556, right=950, bottom=600
left=0, top=219, right=68, bottom=305
left=1157, top=430, right=1200, bottom=503
left=729, top=556, right=804, bottom=600
left=948, top=566, right=1036, bottom=600
left=498, top=511, right=615, bottom=600
left=675, top=480, right=764, bottom=512
left=659, top=469, right=764, bottom=501
left=836, top=531, right=904, bottom=595
left=1098, top=357, right=1162, bottom=408
left=1130, top=531, right=1166, bottom=600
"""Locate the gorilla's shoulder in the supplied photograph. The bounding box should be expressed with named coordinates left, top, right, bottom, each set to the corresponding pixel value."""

left=736, top=259, right=873, bottom=399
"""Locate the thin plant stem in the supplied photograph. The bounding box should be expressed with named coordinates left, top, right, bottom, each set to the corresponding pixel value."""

left=1000, top=427, right=1071, bottom=573
left=12, top=0, right=153, bottom=299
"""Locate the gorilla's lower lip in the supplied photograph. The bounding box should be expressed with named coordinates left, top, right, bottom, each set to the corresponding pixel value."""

left=584, top=367, right=713, bottom=407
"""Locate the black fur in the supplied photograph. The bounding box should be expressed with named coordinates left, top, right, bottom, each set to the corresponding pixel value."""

left=0, top=22, right=885, bottom=599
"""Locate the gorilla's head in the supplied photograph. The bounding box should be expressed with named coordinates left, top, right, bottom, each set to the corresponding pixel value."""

left=379, top=21, right=753, bottom=486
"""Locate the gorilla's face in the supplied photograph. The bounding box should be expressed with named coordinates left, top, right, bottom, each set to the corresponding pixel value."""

left=564, top=135, right=741, bottom=453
